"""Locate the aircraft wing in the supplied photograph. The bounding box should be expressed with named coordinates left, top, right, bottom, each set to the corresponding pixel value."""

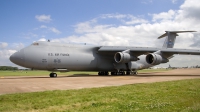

left=98, top=46, right=200, bottom=57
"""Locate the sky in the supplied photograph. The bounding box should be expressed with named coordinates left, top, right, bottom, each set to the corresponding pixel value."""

left=1, top=0, right=200, bottom=68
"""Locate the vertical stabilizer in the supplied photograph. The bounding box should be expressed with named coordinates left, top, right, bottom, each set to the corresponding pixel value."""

left=158, top=31, right=196, bottom=48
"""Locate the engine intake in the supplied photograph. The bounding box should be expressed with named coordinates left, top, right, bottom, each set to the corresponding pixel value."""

left=114, top=52, right=137, bottom=63
left=146, top=53, right=168, bottom=65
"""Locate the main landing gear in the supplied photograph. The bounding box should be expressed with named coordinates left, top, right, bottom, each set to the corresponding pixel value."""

left=98, top=71, right=138, bottom=76
left=98, top=71, right=109, bottom=76
left=49, top=73, right=57, bottom=77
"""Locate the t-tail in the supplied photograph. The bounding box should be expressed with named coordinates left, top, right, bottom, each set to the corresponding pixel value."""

left=158, top=31, right=196, bottom=48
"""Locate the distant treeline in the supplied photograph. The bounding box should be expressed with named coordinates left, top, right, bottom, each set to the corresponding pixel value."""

left=0, top=66, right=18, bottom=70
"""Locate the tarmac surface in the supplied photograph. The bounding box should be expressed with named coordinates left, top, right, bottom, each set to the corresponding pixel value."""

left=1, top=69, right=200, bottom=95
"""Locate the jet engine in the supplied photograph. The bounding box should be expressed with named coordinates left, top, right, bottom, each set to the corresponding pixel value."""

left=146, top=53, right=168, bottom=65
left=114, top=52, right=137, bottom=63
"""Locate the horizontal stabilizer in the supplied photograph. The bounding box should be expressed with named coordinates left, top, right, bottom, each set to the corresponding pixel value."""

left=158, top=31, right=196, bottom=48
left=158, top=31, right=196, bottom=39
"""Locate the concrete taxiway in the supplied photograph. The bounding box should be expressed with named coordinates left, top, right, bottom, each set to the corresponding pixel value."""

left=0, top=69, right=200, bottom=95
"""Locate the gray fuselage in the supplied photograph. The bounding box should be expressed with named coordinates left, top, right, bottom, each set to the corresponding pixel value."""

left=10, top=41, right=152, bottom=72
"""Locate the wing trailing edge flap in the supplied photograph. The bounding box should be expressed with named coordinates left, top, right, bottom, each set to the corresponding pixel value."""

left=160, top=49, right=200, bottom=55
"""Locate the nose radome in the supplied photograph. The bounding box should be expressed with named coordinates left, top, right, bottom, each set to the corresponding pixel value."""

left=9, top=49, right=25, bottom=67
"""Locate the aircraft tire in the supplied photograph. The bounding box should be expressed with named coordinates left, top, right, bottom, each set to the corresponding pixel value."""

left=98, top=72, right=101, bottom=76
left=126, top=71, right=131, bottom=75
left=111, top=72, right=117, bottom=75
left=53, top=73, right=57, bottom=77
left=50, top=73, right=57, bottom=77
left=49, top=73, right=53, bottom=77
left=98, top=71, right=109, bottom=76
left=133, top=71, right=138, bottom=75
left=98, top=72, right=104, bottom=76
left=116, top=71, right=125, bottom=76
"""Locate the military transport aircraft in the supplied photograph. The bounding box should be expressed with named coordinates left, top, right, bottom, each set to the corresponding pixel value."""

left=10, top=31, right=200, bottom=77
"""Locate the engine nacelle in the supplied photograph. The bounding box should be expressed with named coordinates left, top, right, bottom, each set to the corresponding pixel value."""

left=146, top=53, right=168, bottom=65
left=114, top=52, right=137, bottom=63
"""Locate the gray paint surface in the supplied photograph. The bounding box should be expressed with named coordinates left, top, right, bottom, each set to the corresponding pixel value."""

left=9, top=31, right=200, bottom=73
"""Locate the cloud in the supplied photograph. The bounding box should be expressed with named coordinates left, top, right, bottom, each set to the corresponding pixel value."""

left=49, top=27, right=61, bottom=34
left=22, top=32, right=38, bottom=39
left=141, top=0, right=153, bottom=4
left=35, top=15, right=52, bottom=23
left=1, top=0, right=200, bottom=67
left=171, top=0, right=178, bottom=4
left=0, top=49, right=16, bottom=58
left=39, top=25, right=61, bottom=34
left=0, top=42, right=12, bottom=64
left=0, top=49, right=20, bottom=67
left=0, top=42, right=8, bottom=49
left=59, top=0, right=200, bottom=48
left=151, top=10, right=177, bottom=22
left=179, top=0, right=200, bottom=20
left=0, top=43, right=24, bottom=58
left=74, top=20, right=111, bottom=34
left=40, top=25, right=48, bottom=28
left=100, top=14, right=127, bottom=19
left=125, top=18, right=148, bottom=25
left=189, top=33, right=200, bottom=47
left=0, top=42, right=27, bottom=68
left=51, top=0, right=200, bottom=67
left=38, top=38, right=47, bottom=41
left=100, top=14, right=148, bottom=25
left=13, top=43, right=25, bottom=50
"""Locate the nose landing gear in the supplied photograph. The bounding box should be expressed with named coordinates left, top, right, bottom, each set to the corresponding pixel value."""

left=49, top=73, right=57, bottom=77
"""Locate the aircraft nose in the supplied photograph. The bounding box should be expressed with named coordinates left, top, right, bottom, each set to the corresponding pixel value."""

left=10, top=49, right=25, bottom=67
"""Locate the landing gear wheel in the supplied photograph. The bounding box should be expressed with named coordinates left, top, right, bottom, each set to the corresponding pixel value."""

left=49, top=73, right=57, bottom=77
left=133, top=71, right=138, bottom=75
left=126, top=71, right=131, bottom=75
left=111, top=71, right=126, bottom=76
left=98, top=71, right=109, bottom=76
left=111, top=72, right=117, bottom=76
left=53, top=73, right=57, bottom=77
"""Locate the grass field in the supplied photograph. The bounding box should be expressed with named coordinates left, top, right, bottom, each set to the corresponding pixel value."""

left=0, top=79, right=200, bottom=112
left=0, top=69, right=168, bottom=77
left=0, top=71, right=97, bottom=76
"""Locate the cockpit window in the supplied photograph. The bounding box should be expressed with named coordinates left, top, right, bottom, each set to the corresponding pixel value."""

left=32, top=42, right=39, bottom=45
